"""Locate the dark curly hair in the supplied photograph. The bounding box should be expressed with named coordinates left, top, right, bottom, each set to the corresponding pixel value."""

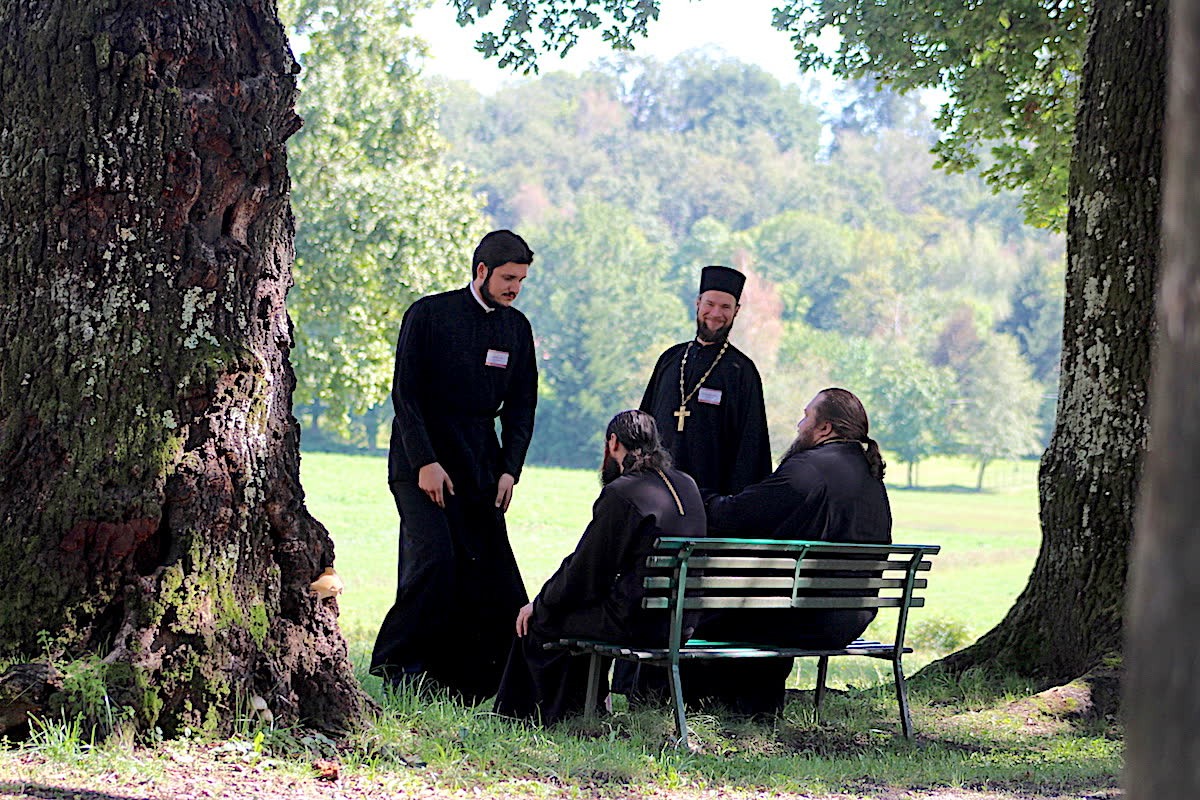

left=605, top=410, right=673, bottom=474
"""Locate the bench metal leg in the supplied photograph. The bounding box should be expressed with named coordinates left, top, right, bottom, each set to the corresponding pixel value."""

left=667, top=661, right=689, bottom=747
left=814, top=655, right=829, bottom=721
left=893, top=656, right=912, bottom=739
left=583, top=653, right=603, bottom=720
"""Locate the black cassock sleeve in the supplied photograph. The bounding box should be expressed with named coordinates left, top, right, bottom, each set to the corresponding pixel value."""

left=639, top=349, right=672, bottom=415
left=535, top=490, right=642, bottom=617
left=499, top=314, right=538, bottom=482
left=392, top=300, right=437, bottom=470
left=722, top=359, right=772, bottom=494
left=705, top=462, right=820, bottom=538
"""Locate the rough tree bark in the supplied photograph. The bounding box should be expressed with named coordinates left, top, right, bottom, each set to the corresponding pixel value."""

left=933, top=0, right=1166, bottom=687
left=1126, top=0, right=1200, bottom=794
left=0, top=0, right=367, bottom=735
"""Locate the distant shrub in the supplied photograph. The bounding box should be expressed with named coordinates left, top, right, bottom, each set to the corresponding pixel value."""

left=908, top=616, right=972, bottom=653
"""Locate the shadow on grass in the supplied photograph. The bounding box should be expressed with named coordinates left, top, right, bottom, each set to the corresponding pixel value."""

left=0, top=784, right=143, bottom=800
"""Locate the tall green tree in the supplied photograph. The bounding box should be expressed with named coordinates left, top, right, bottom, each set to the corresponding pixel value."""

left=868, top=345, right=956, bottom=488
left=446, top=0, right=1166, bottom=692
left=953, top=335, right=1043, bottom=490
left=519, top=203, right=683, bottom=466
left=938, top=0, right=1166, bottom=684
left=284, top=0, right=486, bottom=443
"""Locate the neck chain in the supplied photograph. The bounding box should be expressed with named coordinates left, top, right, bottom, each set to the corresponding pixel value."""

left=673, top=339, right=730, bottom=432
left=655, top=469, right=685, bottom=515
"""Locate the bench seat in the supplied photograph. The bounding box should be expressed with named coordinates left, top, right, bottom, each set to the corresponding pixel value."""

left=544, top=537, right=939, bottom=745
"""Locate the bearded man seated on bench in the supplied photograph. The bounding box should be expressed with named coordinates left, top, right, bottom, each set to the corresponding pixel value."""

left=493, top=410, right=707, bottom=725
left=685, top=387, right=893, bottom=716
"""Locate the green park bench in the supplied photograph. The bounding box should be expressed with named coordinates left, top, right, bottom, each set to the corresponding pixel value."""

left=548, top=537, right=940, bottom=745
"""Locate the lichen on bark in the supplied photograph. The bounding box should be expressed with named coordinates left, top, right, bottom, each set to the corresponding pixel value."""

left=0, top=0, right=368, bottom=735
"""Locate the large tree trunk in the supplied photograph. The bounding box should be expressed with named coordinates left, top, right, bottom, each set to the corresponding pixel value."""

left=933, top=0, right=1165, bottom=685
left=1126, top=0, right=1200, bottom=794
left=0, top=0, right=367, bottom=735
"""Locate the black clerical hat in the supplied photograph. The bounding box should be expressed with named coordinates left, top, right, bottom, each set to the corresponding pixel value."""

left=699, top=265, right=746, bottom=301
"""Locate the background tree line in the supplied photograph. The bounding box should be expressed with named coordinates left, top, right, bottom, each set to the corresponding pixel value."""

left=287, top=6, right=1061, bottom=488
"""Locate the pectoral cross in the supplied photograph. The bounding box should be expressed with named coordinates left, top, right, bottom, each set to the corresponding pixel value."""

left=674, top=403, right=691, bottom=432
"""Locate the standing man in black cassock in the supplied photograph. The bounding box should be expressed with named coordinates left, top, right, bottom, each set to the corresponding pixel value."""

left=639, top=265, right=772, bottom=495
left=619, top=265, right=772, bottom=699
left=493, top=410, right=706, bottom=724
left=370, top=229, right=538, bottom=703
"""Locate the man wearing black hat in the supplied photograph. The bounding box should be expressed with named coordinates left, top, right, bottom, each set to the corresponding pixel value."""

left=616, top=266, right=772, bottom=702
left=370, top=229, right=539, bottom=703
left=639, top=265, right=772, bottom=496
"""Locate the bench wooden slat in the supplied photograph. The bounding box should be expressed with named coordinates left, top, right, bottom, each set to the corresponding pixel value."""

left=799, top=558, right=933, bottom=572
left=655, top=537, right=939, bottom=555
left=642, top=596, right=924, bottom=610
left=644, top=555, right=933, bottom=572
left=549, top=637, right=914, bottom=661
left=643, top=576, right=929, bottom=591
left=645, top=555, right=798, bottom=569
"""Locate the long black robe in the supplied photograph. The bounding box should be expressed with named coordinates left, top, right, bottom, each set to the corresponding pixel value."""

left=371, top=286, right=537, bottom=703
left=493, top=467, right=706, bottom=725
left=617, top=338, right=771, bottom=698
left=687, top=441, right=893, bottom=714
left=640, top=340, right=771, bottom=495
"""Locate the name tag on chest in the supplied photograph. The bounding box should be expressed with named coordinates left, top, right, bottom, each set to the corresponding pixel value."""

left=485, top=349, right=510, bottom=368
left=697, top=387, right=723, bottom=405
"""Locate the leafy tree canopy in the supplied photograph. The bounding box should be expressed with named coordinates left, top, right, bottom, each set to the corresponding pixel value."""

left=446, top=0, right=1086, bottom=229
left=283, top=0, right=486, bottom=439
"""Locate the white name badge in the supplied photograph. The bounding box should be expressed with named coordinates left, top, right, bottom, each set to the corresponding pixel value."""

left=485, top=349, right=510, bottom=368
left=698, top=387, right=723, bottom=405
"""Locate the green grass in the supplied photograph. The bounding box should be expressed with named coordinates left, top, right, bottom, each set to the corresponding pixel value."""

left=3, top=669, right=1121, bottom=799
left=299, top=450, right=1042, bottom=688
left=3, top=454, right=1119, bottom=798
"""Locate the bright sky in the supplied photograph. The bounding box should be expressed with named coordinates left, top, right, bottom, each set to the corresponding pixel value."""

left=412, top=0, right=831, bottom=97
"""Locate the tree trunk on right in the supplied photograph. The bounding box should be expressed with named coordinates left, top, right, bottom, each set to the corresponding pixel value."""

left=933, top=0, right=1165, bottom=685
left=1126, top=0, right=1200, bottom=794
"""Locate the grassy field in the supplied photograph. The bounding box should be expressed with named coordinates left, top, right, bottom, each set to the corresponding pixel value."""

left=299, top=450, right=1042, bottom=687
left=1, top=452, right=1122, bottom=800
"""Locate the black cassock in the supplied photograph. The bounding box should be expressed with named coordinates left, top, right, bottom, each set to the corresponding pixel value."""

left=640, top=340, right=771, bottom=495
left=616, top=338, right=772, bottom=698
left=371, top=286, right=537, bottom=703
left=686, top=441, right=894, bottom=715
left=494, top=467, right=706, bottom=725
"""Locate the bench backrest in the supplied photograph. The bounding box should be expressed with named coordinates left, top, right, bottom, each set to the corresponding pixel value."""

left=642, top=537, right=940, bottom=653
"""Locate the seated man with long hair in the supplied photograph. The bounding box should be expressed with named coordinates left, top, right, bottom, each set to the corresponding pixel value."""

left=494, top=410, right=706, bottom=724
left=687, top=387, right=893, bottom=716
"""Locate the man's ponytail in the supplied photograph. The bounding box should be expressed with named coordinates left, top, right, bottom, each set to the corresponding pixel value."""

left=816, top=388, right=886, bottom=481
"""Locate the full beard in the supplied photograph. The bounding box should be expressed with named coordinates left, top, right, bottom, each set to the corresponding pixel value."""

left=780, top=430, right=818, bottom=465
left=600, top=450, right=622, bottom=485
left=695, top=316, right=733, bottom=344
left=481, top=272, right=514, bottom=308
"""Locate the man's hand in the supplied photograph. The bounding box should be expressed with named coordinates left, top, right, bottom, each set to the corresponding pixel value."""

left=515, top=602, right=533, bottom=637
left=418, top=462, right=454, bottom=508
left=495, top=472, right=516, bottom=511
